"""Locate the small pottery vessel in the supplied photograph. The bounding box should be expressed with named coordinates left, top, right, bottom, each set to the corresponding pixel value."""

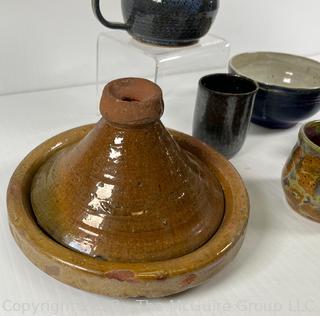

left=229, top=52, right=320, bottom=129
left=282, top=120, right=320, bottom=222
left=7, top=78, right=249, bottom=298
left=92, top=0, right=219, bottom=47
left=193, top=73, right=258, bottom=159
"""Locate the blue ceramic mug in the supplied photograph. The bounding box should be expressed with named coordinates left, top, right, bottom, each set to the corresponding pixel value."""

left=92, top=0, right=219, bottom=46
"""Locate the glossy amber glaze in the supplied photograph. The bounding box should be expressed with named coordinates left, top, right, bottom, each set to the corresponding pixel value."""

left=31, top=78, right=224, bottom=262
left=282, top=120, right=320, bottom=222
left=7, top=125, right=249, bottom=298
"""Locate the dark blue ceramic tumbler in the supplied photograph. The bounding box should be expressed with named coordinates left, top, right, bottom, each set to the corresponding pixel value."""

left=193, top=74, right=258, bottom=159
left=92, top=0, right=219, bottom=46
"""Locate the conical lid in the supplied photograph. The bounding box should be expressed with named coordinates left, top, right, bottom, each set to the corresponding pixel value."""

left=31, top=78, right=224, bottom=262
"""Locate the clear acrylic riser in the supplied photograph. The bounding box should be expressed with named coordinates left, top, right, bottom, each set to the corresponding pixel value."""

left=96, top=31, right=230, bottom=122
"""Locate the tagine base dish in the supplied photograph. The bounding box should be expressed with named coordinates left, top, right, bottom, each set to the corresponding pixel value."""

left=7, top=124, right=249, bottom=298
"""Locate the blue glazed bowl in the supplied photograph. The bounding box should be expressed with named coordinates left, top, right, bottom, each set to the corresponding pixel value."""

left=229, top=52, right=320, bottom=129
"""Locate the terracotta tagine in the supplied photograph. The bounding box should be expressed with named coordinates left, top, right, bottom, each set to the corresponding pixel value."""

left=31, top=78, right=224, bottom=262
left=7, top=78, right=249, bottom=298
left=282, top=120, right=320, bottom=222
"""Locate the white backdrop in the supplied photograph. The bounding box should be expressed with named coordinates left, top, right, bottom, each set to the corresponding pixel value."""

left=0, top=0, right=319, bottom=94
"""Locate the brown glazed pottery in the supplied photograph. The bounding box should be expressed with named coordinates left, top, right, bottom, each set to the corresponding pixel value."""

left=7, top=78, right=249, bottom=298
left=31, top=78, right=225, bottom=263
left=282, top=120, right=320, bottom=222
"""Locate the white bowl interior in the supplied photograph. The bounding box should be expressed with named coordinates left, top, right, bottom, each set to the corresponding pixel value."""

left=230, top=52, right=320, bottom=89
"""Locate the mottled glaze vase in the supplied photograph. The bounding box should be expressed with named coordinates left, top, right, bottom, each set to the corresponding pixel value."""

left=282, top=120, right=320, bottom=222
left=7, top=78, right=249, bottom=298
left=92, top=0, right=219, bottom=46
left=193, top=73, right=258, bottom=159
left=229, top=52, right=320, bottom=129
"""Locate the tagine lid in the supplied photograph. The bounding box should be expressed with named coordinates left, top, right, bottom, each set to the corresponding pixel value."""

left=31, top=78, right=225, bottom=263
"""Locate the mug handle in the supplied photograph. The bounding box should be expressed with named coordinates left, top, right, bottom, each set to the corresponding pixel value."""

left=92, top=0, right=129, bottom=30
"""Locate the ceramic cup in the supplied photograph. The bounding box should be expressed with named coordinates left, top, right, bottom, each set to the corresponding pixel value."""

left=282, top=120, right=320, bottom=222
left=92, top=0, right=219, bottom=47
left=193, top=73, right=258, bottom=159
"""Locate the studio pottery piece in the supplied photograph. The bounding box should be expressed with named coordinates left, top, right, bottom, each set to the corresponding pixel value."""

left=92, top=0, right=219, bottom=47
left=193, top=73, right=258, bottom=159
left=7, top=78, right=249, bottom=298
left=282, top=120, right=320, bottom=222
left=31, top=78, right=224, bottom=262
left=229, top=52, right=320, bottom=129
